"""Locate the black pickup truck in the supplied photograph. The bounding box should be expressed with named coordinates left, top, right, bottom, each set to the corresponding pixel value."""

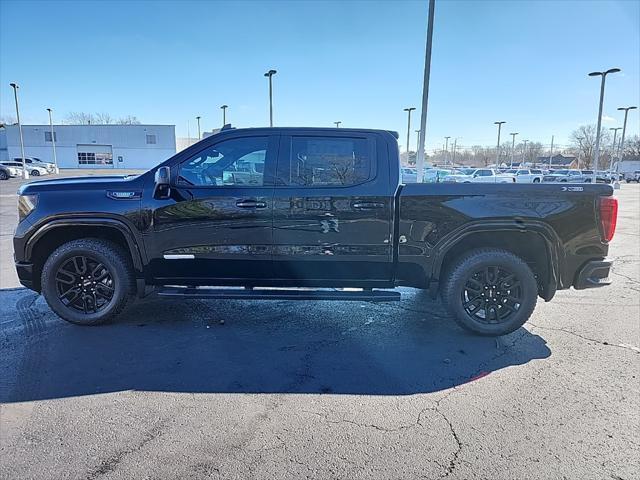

left=13, top=127, right=617, bottom=336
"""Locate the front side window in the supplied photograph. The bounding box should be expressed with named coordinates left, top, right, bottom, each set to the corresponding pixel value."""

left=286, top=136, right=371, bottom=186
left=477, top=169, right=492, bottom=176
left=178, top=136, right=268, bottom=186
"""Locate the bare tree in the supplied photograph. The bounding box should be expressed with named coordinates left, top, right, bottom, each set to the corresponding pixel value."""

left=569, top=125, right=611, bottom=169
left=116, top=115, right=141, bottom=125
left=94, top=112, right=114, bottom=124
left=622, top=135, right=640, bottom=158
left=471, top=145, right=491, bottom=167
left=63, top=112, right=140, bottom=125
left=64, top=112, right=96, bottom=125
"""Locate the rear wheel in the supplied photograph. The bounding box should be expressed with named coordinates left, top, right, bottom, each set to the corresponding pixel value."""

left=533, top=178, right=541, bottom=183
left=0, top=170, right=8, bottom=180
left=31, top=169, right=40, bottom=176
left=41, top=238, right=134, bottom=325
left=441, top=248, right=538, bottom=336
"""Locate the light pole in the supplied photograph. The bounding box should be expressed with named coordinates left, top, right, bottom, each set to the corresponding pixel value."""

left=494, top=121, right=506, bottom=166
left=416, top=0, right=436, bottom=183
left=404, top=107, right=416, bottom=157
left=609, top=127, right=622, bottom=171
left=334, top=121, right=341, bottom=128
left=615, top=106, right=638, bottom=186
left=264, top=69, right=277, bottom=127
left=522, top=139, right=529, bottom=164
left=452, top=137, right=458, bottom=165
left=444, top=136, right=450, bottom=166
left=509, top=132, right=518, bottom=168
left=196, top=116, right=201, bottom=139
left=9, top=83, right=28, bottom=179
left=548, top=135, right=554, bottom=169
left=588, top=67, right=621, bottom=182
left=220, top=105, right=228, bottom=126
left=46, top=108, right=59, bottom=174
left=415, top=129, right=421, bottom=158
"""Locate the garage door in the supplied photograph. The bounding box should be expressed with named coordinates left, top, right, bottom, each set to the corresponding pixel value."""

left=77, top=144, right=113, bottom=167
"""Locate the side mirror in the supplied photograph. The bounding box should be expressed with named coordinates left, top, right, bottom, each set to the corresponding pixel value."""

left=473, top=173, right=479, bottom=178
left=154, top=166, right=171, bottom=199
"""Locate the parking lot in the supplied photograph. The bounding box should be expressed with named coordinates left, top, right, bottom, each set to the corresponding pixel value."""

left=0, top=174, right=638, bottom=479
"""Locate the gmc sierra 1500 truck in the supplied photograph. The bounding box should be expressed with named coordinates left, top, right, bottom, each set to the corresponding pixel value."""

left=13, top=127, right=617, bottom=336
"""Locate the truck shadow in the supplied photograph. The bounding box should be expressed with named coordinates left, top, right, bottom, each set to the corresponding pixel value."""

left=2, top=289, right=551, bottom=402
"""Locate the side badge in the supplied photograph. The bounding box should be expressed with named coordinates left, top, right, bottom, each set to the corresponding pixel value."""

left=561, top=186, right=583, bottom=192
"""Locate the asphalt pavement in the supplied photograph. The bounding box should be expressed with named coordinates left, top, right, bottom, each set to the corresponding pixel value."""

left=0, top=178, right=638, bottom=480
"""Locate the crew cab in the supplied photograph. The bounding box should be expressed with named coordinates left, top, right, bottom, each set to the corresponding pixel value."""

left=504, top=168, right=543, bottom=183
left=446, top=168, right=515, bottom=183
left=543, top=169, right=584, bottom=183
left=13, top=127, right=617, bottom=336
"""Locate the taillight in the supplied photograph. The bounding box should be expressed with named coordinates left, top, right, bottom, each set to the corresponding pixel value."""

left=599, top=196, right=618, bottom=242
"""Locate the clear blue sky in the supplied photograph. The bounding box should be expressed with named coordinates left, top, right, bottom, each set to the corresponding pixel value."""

left=1, top=0, right=638, bottom=151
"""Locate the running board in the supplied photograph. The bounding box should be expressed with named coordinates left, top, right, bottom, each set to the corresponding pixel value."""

left=156, top=287, right=400, bottom=302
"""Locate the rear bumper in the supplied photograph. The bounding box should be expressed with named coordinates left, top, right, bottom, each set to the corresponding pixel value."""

left=574, top=259, right=612, bottom=289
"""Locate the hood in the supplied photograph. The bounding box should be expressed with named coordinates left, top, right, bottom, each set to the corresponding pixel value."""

left=18, top=174, right=142, bottom=194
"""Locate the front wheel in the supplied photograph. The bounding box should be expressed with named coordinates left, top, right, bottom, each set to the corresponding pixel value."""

left=0, top=170, right=8, bottom=180
left=41, top=238, right=134, bottom=325
left=533, top=178, right=541, bottom=183
left=31, top=169, right=40, bottom=176
left=441, top=248, right=538, bottom=336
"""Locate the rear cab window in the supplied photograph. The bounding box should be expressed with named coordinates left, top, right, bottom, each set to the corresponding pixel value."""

left=277, top=135, right=375, bottom=187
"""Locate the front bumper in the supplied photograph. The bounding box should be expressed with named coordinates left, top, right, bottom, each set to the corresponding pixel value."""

left=574, top=259, right=612, bottom=289
left=15, top=261, right=35, bottom=291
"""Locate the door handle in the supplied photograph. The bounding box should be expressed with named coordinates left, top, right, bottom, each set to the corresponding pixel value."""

left=352, top=202, right=385, bottom=209
left=236, top=200, right=267, bottom=209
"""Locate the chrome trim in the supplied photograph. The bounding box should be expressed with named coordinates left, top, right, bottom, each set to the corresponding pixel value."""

left=163, top=254, right=195, bottom=260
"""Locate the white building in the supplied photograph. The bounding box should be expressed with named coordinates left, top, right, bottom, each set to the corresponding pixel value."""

left=0, top=124, right=176, bottom=169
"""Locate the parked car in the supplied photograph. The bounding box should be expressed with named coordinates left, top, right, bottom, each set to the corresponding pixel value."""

left=504, top=169, right=543, bottom=183
left=0, top=164, right=14, bottom=180
left=401, top=167, right=417, bottom=183
left=625, top=170, right=640, bottom=183
left=543, top=169, right=584, bottom=183
left=1, top=161, right=49, bottom=177
left=424, top=168, right=454, bottom=183
left=13, top=126, right=617, bottom=337
left=446, top=168, right=515, bottom=183
left=13, top=157, right=56, bottom=173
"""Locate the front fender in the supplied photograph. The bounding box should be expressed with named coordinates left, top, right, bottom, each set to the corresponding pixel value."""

left=24, top=217, right=146, bottom=274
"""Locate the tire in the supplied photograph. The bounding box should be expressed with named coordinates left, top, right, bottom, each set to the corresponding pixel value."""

left=441, top=248, right=538, bottom=336
left=31, top=170, right=40, bottom=176
left=0, top=170, right=8, bottom=180
left=41, top=238, right=134, bottom=325
left=533, top=178, right=540, bottom=183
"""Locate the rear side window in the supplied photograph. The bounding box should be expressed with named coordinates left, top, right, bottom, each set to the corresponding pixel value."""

left=285, top=136, right=371, bottom=186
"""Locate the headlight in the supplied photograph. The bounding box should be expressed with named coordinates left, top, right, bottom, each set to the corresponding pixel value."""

left=18, top=194, right=38, bottom=222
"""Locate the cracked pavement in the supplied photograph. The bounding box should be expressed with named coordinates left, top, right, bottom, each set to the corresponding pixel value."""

left=0, top=183, right=638, bottom=479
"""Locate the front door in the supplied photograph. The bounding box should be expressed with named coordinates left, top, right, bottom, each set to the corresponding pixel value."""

left=271, top=132, right=394, bottom=285
left=146, top=133, right=278, bottom=283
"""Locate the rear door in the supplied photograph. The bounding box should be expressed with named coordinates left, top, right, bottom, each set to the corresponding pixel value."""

left=271, top=131, right=394, bottom=284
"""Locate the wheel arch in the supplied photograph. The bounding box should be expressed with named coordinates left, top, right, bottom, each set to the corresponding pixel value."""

left=25, top=218, right=145, bottom=292
left=432, top=221, right=562, bottom=301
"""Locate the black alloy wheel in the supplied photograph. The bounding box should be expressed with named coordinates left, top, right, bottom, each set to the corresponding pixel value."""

left=461, top=266, right=522, bottom=325
left=55, top=255, right=115, bottom=314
